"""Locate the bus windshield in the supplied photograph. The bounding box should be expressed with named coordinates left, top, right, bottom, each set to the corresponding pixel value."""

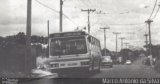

left=50, top=36, right=87, bottom=56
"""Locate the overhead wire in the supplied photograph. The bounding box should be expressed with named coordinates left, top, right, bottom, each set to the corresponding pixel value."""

left=152, top=5, right=160, bottom=19
left=88, top=0, right=97, bottom=8
left=78, top=0, right=99, bottom=35
left=133, top=24, right=145, bottom=32
left=35, top=0, right=59, bottom=13
left=35, top=0, right=79, bottom=26
left=79, top=0, right=148, bottom=39
left=108, top=23, right=144, bottom=26
left=78, top=0, right=90, bottom=7
left=148, top=0, right=158, bottom=19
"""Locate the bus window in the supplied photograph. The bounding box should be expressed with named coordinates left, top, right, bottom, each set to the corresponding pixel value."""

left=50, top=36, right=87, bottom=56
left=87, top=36, right=91, bottom=43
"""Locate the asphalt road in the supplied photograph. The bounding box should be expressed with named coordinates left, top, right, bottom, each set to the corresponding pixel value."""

left=61, top=56, right=160, bottom=78
left=92, top=56, right=160, bottom=78
left=20, top=56, right=160, bottom=84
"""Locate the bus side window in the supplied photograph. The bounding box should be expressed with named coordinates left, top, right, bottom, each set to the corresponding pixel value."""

left=88, top=36, right=91, bottom=43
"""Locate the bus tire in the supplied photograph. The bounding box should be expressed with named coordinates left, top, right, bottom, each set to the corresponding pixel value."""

left=87, top=61, right=94, bottom=74
left=95, top=61, right=101, bottom=73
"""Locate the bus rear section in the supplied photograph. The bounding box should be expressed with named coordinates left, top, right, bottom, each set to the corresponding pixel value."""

left=47, top=56, right=91, bottom=75
left=46, top=31, right=102, bottom=75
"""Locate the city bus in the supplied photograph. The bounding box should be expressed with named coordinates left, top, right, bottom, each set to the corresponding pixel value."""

left=46, top=31, right=102, bottom=74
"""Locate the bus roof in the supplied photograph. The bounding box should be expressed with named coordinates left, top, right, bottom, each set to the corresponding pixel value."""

left=50, top=31, right=87, bottom=38
left=49, top=31, right=100, bottom=42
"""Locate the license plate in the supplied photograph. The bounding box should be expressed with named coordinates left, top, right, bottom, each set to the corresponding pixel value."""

left=68, top=63, right=78, bottom=66
left=58, top=61, right=80, bottom=68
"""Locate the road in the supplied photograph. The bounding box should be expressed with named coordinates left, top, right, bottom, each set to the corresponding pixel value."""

left=20, top=56, right=160, bottom=84
left=92, top=56, right=160, bottom=78
left=62, top=56, right=160, bottom=78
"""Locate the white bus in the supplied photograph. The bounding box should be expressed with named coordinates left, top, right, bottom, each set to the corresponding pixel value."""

left=46, top=31, right=102, bottom=74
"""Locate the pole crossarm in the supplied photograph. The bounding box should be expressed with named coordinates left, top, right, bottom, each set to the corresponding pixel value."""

left=81, top=9, right=96, bottom=12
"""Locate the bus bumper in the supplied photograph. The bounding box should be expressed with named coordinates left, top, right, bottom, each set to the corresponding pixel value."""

left=49, top=66, right=90, bottom=75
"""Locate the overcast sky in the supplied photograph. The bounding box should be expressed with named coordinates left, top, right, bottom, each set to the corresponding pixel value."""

left=1, top=0, right=160, bottom=51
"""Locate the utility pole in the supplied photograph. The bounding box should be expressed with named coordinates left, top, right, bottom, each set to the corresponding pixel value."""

left=81, top=9, right=96, bottom=34
left=26, top=0, right=32, bottom=76
left=144, top=34, right=148, bottom=46
left=145, top=19, right=153, bottom=56
left=144, top=34, right=148, bottom=56
left=47, top=20, right=50, bottom=57
left=145, top=19, right=153, bottom=66
left=113, top=32, right=121, bottom=56
left=119, top=37, right=125, bottom=50
left=60, top=0, right=63, bottom=32
left=124, top=42, right=129, bottom=49
left=100, top=27, right=110, bottom=56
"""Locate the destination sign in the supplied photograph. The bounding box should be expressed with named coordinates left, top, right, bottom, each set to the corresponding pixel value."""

left=50, top=31, right=86, bottom=38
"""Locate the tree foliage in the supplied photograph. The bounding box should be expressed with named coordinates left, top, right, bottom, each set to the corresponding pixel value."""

left=0, top=32, right=48, bottom=77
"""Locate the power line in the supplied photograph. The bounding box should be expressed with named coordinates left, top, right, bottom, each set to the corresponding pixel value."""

left=35, top=0, right=59, bottom=13
left=88, top=0, right=96, bottom=8
left=152, top=4, right=160, bottom=19
left=108, top=23, right=144, bottom=26
left=78, top=0, right=90, bottom=7
left=35, top=0, right=78, bottom=26
left=149, top=0, right=158, bottom=19
left=62, top=14, right=79, bottom=26
left=79, top=0, right=96, bottom=9
left=135, top=24, right=146, bottom=31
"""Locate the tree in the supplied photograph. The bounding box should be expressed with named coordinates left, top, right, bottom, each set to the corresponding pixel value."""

left=101, top=48, right=112, bottom=56
left=15, top=32, right=26, bottom=45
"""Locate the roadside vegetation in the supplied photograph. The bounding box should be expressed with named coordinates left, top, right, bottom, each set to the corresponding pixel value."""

left=0, top=32, right=48, bottom=77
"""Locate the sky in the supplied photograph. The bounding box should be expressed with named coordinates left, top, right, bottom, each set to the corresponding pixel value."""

left=0, top=0, right=160, bottom=51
